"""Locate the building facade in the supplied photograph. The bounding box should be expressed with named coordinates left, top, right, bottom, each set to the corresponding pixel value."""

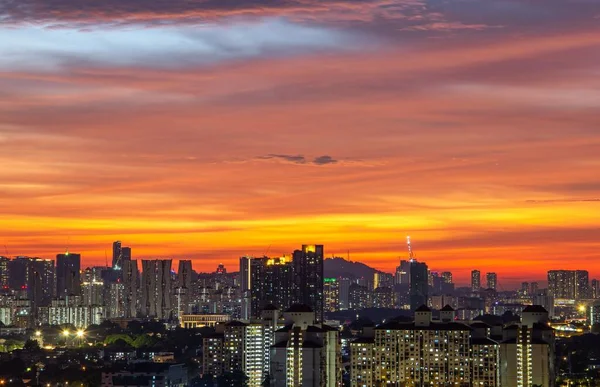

left=141, top=260, right=172, bottom=319
left=293, top=245, right=324, bottom=322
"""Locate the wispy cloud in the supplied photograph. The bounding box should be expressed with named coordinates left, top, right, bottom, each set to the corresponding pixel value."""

left=257, top=154, right=340, bottom=166
left=526, top=198, right=600, bottom=204
left=0, top=18, right=359, bottom=72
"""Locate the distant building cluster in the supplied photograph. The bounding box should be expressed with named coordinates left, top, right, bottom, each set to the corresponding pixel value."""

left=2, top=239, right=600, bottom=387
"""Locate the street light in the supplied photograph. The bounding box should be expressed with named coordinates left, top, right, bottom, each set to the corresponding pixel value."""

left=35, top=331, right=42, bottom=337
left=76, top=330, right=85, bottom=338
left=62, top=329, right=70, bottom=337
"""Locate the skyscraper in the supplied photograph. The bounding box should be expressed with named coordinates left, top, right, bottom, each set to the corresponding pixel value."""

left=7, top=257, right=29, bottom=291
left=112, top=241, right=121, bottom=269
left=239, top=256, right=252, bottom=319
left=471, top=270, right=481, bottom=292
left=293, top=244, right=324, bottom=322
left=141, top=259, right=172, bottom=319
left=121, top=247, right=132, bottom=262
left=486, top=272, right=497, bottom=290
left=249, top=256, right=295, bottom=318
left=409, top=260, right=428, bottom=310
left=112, top=241, right=131, bottom=269
left=56, top=252, right=81, bottom=299
left=122, top=260, right=138, bottom=318
left=395, top=260, right=411, bottom=285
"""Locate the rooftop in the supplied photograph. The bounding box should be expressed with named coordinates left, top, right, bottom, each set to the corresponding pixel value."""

left=285, top=304, right=314, bottom=313
left=523, top=305, right=548, bottom=313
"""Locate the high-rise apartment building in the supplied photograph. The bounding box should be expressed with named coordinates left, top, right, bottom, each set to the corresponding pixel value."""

left=531, top=282, right=540, bottom=295
left=122, top=260, right=138, bottom=318
left=471, top=270, right=481, bottom=292
left=200, top=307, right=280, bottom=386
left=0, top=257, right=9, bottom=288
left=548, top=270, right=589, bottom=299
left=350, top=305, right=499, bottom=386
left=575, top=270, right=589, bottom=299
left=176, top=260, right=193, bottom=316
left=338, top=277, right=351, bottom=310
left=81, top=267, right=105, bottom=306
left=141, top=260, right=172, bottom=319
left=409, top=260, right=428, bottom=310
left=486, top=272, right=497, bottom=290
left=293, top=245, right=324, bottom=322
left=107, top=282, right=124, bottom=318
left=499, top=305, right=555, bottom=387
left=240, top=256, right=252, bottom=319
left=56, top=252, right=81, bottom=299
left=348, top=284, right=371, bottom=310
left=373, top=272, right=394, bottom=289
left=271, top=305, right=341, bottom=387
left=323, top=278, right=339, bottom=312
left=373, top=286, right=394, bottom=308
left=591, top=279, right=600, bottom=299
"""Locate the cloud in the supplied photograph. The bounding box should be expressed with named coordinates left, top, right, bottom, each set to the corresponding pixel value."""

left=0, top=18, right=360, bottom=72
left=313, top=155, right=338, bottom=165
left=259, top=154, right=307, bottom=164
left=257, top=154, right=339, bottom=165
left=526, top=198, right=600, bottom=204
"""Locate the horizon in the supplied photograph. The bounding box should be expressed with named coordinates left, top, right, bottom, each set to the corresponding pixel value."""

left=1, top=1, right=599, bottom=288
left=0, top=244, right=573, bottom=289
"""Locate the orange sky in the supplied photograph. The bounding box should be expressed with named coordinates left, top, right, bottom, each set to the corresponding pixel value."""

left=0, top=0, right=599, bottom=288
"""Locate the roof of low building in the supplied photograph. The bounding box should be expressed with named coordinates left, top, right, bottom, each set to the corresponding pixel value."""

left=415, top=305, right=431, bottom=312
left=523, top=305, right=548, bottom=313
left=375, top=320, right=472, bottom=332
left=285, top=304, right=314, bottom=313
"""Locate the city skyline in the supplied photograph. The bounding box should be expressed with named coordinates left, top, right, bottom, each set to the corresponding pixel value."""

left=2, top=1, right=600, bottom=286
left=3, top=240, right=599, bottom=290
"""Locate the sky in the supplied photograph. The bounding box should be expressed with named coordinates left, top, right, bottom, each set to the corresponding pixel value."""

left=1, top=0, right=599, bottom=288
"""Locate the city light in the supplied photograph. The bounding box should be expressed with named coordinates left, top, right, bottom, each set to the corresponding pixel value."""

left=578, top=305, right=586, bottom=313
left=62, top=329, right=70, bottom=337
left=76, top=330, right=85, bottom=338
left=35, top=330, right=41, bottom=337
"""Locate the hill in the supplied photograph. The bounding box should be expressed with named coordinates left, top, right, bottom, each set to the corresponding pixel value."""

left=324, top=257, right=381, bottom=279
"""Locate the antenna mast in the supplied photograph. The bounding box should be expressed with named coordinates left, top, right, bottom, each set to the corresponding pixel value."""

left=407, top=236, right=415, bottom=261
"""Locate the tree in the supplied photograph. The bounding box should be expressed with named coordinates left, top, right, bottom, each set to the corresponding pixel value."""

left=132, top=334, right=159, bottom=348
left=23, top=339, right=41, bottom=351
left=104, top=334, right=134, bottom=347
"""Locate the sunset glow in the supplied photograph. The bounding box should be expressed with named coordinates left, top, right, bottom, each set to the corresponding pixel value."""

left=1, top=0, right=599, bottom=287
